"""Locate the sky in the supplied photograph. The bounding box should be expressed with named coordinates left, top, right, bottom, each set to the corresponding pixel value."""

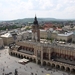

left=0, top=0, right=75, bottom=20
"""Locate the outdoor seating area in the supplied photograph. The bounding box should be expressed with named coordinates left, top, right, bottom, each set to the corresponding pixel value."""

left=18, top=58, right=29, bottom=65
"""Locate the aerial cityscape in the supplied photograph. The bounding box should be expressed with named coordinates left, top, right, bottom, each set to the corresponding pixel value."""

left=0, top=0, right=75, bottom=75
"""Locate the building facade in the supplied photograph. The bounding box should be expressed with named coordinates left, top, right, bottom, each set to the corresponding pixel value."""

left=1, top=33, right=14, bottom=45
left=9, top=16, right=75, bottom=73
left=9, top=41, right=75, bottom=73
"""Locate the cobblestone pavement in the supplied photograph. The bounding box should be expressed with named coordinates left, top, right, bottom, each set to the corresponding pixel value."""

left=0, top=47, right=74, bottom=75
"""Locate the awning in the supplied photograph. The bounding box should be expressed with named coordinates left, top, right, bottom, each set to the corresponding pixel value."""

left=18, top=58, right=29, bottom=63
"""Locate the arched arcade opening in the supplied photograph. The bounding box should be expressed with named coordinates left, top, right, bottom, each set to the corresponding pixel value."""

left=46, top=62, right=51, bottom=67
left=18, top=54, right=21, bottom=58
left=61, top=66, right=65, bottom=71
left=33, top=59, right=36, bottom=63
left=10, top=52, right=12, bottom=56
left=20, top=55, right=23, bottom=59
left=51, top=63, right=55, bottom=68
left=66, top=67, right=70, bottom=72
left=29, top=58, right=32, bottom=61
left=38, top=60, right=41, bottom=65
left=13, top=53, right=15, bottom=56
left=15, top=53, right=17, bottom=57
left=27, top=57, right=29, bottom=59
left=56, top=65, right=60, bottom=69
left=71, top=69, right=75, bottom=73
left=23, top=56, right=26, bottom=59
left=43, top=61, right=46, bottom=66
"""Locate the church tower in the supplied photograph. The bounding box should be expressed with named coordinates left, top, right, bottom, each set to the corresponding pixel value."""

left=32, top=15, right=40, bottom=42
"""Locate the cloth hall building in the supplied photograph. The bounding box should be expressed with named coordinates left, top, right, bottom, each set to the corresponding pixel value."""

left=9, top=16, right=75, bottom=73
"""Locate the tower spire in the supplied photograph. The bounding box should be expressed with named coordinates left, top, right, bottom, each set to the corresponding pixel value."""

left=33, top=15, right=38, bottom=25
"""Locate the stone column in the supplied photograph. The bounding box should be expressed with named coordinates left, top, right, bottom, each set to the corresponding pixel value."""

left=48, top=48, right=51, bottom=60
left=49, top=50, right=50, bottom=60
left=36, top=50, right=38, bottom=64
left=41, top=50, right=43, bottom=66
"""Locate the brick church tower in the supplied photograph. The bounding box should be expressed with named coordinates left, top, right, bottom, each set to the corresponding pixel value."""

left=32, top=15, right=40, bottom=42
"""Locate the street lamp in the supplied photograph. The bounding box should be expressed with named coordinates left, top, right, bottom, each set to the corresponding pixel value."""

left=14, top=69, right=18, bottom=75
left=2, top=67, right=5, bottom=75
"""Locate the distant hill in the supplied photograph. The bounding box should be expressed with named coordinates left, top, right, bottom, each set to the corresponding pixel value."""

left=1, top=18, right=75, bottom=24
left=10, top=18, right=57, bottom=23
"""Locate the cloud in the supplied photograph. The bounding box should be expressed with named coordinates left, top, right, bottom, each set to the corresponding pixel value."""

left=0, top=0, right=34, bottom=20
left=39, top=0, right=54, bottom=9
left=0, top=0, right=75, bottom=20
